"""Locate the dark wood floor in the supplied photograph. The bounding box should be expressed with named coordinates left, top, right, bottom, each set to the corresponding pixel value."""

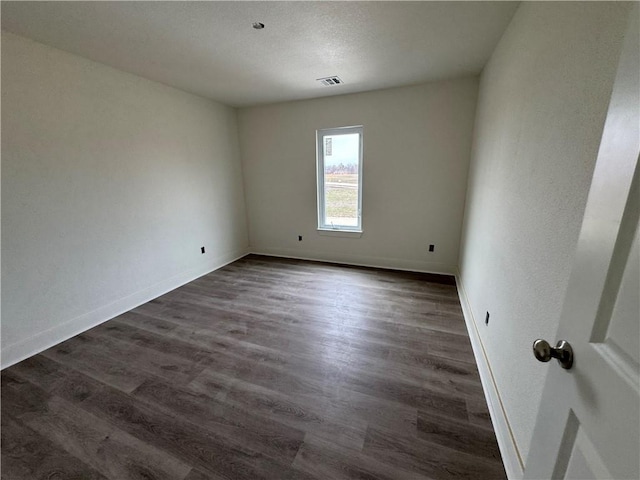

left=1, top=255, right=506, bottom=480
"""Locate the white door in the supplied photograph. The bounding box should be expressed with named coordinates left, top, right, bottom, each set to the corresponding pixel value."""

left=524, top=7, right=639, bottom=480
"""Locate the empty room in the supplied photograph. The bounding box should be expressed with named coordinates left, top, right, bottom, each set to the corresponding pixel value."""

left=1, top=1, right=638, bottom=479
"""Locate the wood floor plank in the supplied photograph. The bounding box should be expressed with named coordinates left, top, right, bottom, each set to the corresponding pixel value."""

left=1, top=413, right=108, bottom=480
left=417, top=410, right=503, bottom=461
left=107, top=302, right=478, bottom=410
left=338, top=368, right=470, bottom=421
left=6, top=360, right=192, bottom=480
left=363, top=426, right=506, bottom=480
left=91, top=319, right=218, bottom=366
left=1, top=370, right=50, bottom=418
left=23, top=394, right=192, bottom=480
left=40, top=336, right=148, bottom=393
left=1, top=254, right=505, bottom=479
left=309, top=386, right=419, bottom=437
left=77, top=377, right=316, bottom=480
left=113, top=307, right=480, bottom=405
left=138, top=302, right=394, bottom=362
left=80, top=329, right=206, bottom=385
left=8, top=354, right=112, bottom=404
left=292, top=434, right=428, bottom=480
left=189, top=369, right=369, bottom=451
left=6, top=354, right=79, bottom=392
left=466, top=395, right=495, bottom=430
left=105, top=320, right=417, bottom=438
left=182, top=468, right=228, bottom=480
left=131, top=377, right=306, bottom=462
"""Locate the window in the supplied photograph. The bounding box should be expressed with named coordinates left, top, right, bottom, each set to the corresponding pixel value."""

left=316, top=126, right=363, bottom=232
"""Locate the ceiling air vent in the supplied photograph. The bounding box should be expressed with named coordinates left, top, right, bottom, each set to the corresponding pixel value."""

left=317, top=76, right=344, bottom=86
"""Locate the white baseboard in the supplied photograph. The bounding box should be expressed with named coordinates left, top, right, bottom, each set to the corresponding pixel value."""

left=249, top=247, right=457, bottom=276
left=1, top=248, right=248, bottom=370
left=455, top=270, right=525, bottom=480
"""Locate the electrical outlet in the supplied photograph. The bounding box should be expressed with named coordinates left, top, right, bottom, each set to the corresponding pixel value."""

left=485, top=311, right=490, bottom=325
left=428, top=244, right=435, bottom=252
left=201, top=246, right=205, bottom=254
left=298, top=235, right=303, bottom=242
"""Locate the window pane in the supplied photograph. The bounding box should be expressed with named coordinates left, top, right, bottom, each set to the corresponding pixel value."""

left=323, top=133, right=359, bottom=228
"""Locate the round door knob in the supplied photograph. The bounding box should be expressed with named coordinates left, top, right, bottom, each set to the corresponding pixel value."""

left=533, top=339, right=574, bottom=369
left=533, top=339, right=552, bottom=362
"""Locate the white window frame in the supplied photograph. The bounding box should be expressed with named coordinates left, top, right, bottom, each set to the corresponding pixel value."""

left=316, top=125, right=364, bottom=233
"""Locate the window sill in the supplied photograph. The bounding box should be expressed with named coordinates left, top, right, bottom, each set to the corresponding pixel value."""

left=317, top=229, right=363, bottom=238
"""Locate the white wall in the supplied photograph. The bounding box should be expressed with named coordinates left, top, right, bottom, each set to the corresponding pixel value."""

left=457, top=1, right=632, bottom=470
left=1, top=32, right=249, bottom=367
left=238, top=79, right=478, bottom=273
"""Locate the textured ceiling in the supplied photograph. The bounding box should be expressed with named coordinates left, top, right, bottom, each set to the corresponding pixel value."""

left=1, top=1, right=519, bottom=107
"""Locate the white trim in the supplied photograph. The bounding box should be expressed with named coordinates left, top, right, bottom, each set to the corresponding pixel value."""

left=317, top=229, right=363, bottom=238
left=249, top=248, right=456, bottom=276
left=316, top=125, right=364, bottom=232
left=1, top=248, right=249, bottom=370
left=456, top=269, right=525, bottom=480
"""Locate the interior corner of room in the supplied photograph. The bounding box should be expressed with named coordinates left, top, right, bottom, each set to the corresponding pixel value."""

left=1, top=2, right=638, bottom=479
